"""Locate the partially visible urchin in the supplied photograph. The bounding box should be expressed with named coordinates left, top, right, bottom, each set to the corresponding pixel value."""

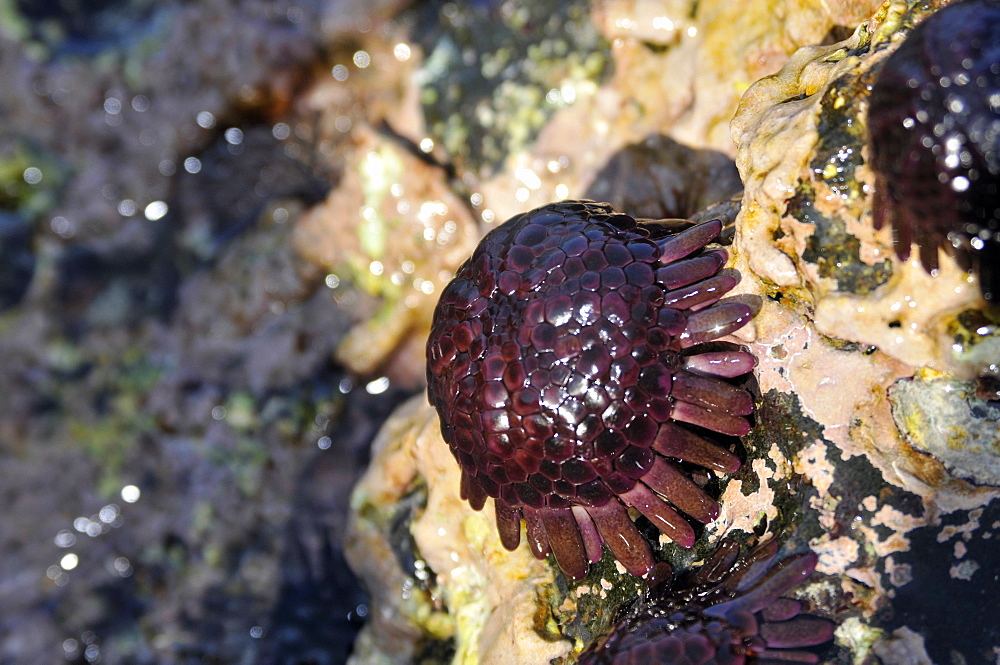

left=426, top=200, right=756, bottom=580
left=576, top=539, right=835, bottom=664
left=867, top=0, right=1000, bottom=302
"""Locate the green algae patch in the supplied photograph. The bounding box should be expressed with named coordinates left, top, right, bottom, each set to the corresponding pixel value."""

left=790, top=182, right=892, bottom=296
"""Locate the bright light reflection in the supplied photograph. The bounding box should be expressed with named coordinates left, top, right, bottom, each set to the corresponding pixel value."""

left=652, top=16, right=675, bottom=31
left=118, top=199, right=137, bottom=216
left=272, top=122, right=291, bottom=140
left=121, top=485, right=141, bottom=503
left=353, top=51, right=371, bottom=68
left=366, top=377, right=390, bottom=395
left=99, top=505, right=119, bottom=523
left=113, top=557, right=132, bottom=577
left=144, top=201, right=168, bottom=221
left=60, top=553, right=79, bottom=570
left=515, top=168, right=541, bottom=189
left=196, top=111, right=216, bottom=129
left=54, top=530, right=76, bottom=548
left=23, top=167, right=42, bottom=184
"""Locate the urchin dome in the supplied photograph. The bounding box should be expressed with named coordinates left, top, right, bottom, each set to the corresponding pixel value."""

left=577, top=539, right=835, bottom=664
left=867, top=0, right=1000, bottom=301
left=426, top=200, right=756, bottom=579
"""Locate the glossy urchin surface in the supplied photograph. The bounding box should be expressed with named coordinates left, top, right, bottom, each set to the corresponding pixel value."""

left=577, top=539, right=835, bottom=665
left=426, top=200, right=756, bottom=580
left=867, top=0, right=1000, bottom=302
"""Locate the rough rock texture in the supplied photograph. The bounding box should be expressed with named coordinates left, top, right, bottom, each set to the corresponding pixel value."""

left=293, top=124, right=479, bottom=387
left=347, top=396, right=573, bottom=665
left=346, top=1, right=1000, bottom=664
left=0, top=2, right=419, bottom=664
left=4, top=0, right=1000, bottom=664
left=889, top=370, right=1000, bottom=487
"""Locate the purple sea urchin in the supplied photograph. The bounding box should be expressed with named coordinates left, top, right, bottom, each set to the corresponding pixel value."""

left=577, top=539, right=835, bottom=665
left=867, top=0, right=1000, bottom=302
left=426, top=200, right=756, bottom=580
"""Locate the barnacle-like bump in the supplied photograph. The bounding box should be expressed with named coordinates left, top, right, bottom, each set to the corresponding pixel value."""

left=867, top=0, right=1000, bottom=302
left=577, top=538, right=835, bottom=664
left=426, top=200, right=757, bottom=579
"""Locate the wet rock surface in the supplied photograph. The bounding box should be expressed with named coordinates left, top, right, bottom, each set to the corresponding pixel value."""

left=0, top=1, right=417, bottom=664
left=350, top=1, right=1000, bottom=664
left=2, top=1, right=999, bottom=665
left=889, top=371, right=1000, bottom=487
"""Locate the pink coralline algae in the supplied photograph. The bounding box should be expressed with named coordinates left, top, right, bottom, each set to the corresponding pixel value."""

left=426, top=200, right=756, bottom=580
left=577, top=539, right=835, bottom=665
left=867, top=0, right=1000, bottom=302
